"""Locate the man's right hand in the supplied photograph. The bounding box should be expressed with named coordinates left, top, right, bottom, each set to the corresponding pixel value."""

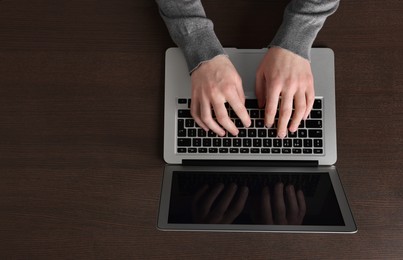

left=190, top=55, right=251, bottom=136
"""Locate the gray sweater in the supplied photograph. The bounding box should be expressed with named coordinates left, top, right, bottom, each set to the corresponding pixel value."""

left=156, top=0, right=339, bottom=73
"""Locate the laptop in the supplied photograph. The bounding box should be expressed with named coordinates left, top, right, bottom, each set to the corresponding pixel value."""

left=158, top=47, right=357, bottom=233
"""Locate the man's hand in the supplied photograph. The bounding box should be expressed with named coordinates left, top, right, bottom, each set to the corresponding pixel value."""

left=251, top=183, right=306, bottom=225
left=190, top=55, right=251, bottom=136
left=192, top=183, right=249, bottom=224
left=256, top=47, right=315, bottom=138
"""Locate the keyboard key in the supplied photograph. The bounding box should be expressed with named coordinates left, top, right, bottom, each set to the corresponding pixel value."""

left=177, top=148, right=186, bottom=153
left=178, top=109, right=191, bottom=118
left=235, top=119, right=243, bottom=127
left=292, top=148, right=302, bottom=154
left=310, top=110, right=322, bottom=118
left=208, top=130, right=216, bottom=137
left=219, top=148, right=229, bottom=153
left=293, top=139, right=302, bottom=147
left=306, top=120, right=322, bottom=128
left=253, top=139, right=262, bottom=147
left=240, top=148, right=250, bottom=153
left=309, top=130, right=323, bottom=138
left=230, top=148, right=239, bottom=153
left=238, top=129, right=247, bottom=137
left=273, top=139, right=282, bottom=147
left=209, top=148, right=218, bottom=153
left=178, top=138, right=191, bottom=147
left=255, top=120, right=265, bottom=128
left=258, top=129, right=267, bottom=137
left=314, top=149, right=323, bottom=154
left=248, top=129, right=257, bottom=137
left=198, top=129, right=207, bottom=137
left=250, top=110, right=260, bottom=118
left=288, top=131, right=297, bottom=138
left=223, top=138, right=231, bottom=147
left=185, top=119, right=194, bottom=127
left=177, top=98, right=187, bottom=104
left=313, top=99, right=322, bottom=109
left=203, top=139, right=212, bottom=147
left=283, top=139, right=292, bottom=147
left=193, top=138, right=201, bottom=147
left=243, top=139, right=252, bottom=147
left=314, top=139, right=323, bottom=147
left=188, top=129, right=196, bottom=137
left=188, top=148, right=197, bottom=153
left=303, top=149, right=313, bottom=154
left=251, top=148, right=260, bottom=153
left=298, top=129, right=307, bottom=138
left=272, top=148, right=281, bottom=154
left=178, top=129, right=186, bottom=137
left=261, top=148, right=271, bottom=153
left=213, top=138, right=222, bottom=147
left=304, top=139, right=313, bottom=147
left=233, top=139, right=242, bottom=147
left=198, top=148, right=207, bottom=153
left=282, top=148, right=291, bottom=154
left=263, top=139, right=272, bottom=147
left=268, top=129, right=277, bottom=137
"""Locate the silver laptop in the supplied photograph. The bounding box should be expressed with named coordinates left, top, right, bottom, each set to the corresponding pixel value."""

left=158, top=47, right=356, bottom=233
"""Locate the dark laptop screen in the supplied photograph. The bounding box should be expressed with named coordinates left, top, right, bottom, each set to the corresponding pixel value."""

left=168, top=171, right=344, bottom=226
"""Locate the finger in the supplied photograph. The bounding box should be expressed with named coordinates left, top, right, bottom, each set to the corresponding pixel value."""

left=212, top=101, right=239, bottom=136
left=212, top=183, right=238, bottom=216
left=236, top=80, right=246, bottom=105
left=200, top=99, right=226, bottom=136
left=192, top=184, right=209, bottom=206
left=191, top=184, right=210, bottom=218
left=296, top=189, right=306, bottom=219
left=277, top=92, right=294, bottom=138
left=264, top=82, right=281, bottom=128
left=288, top=91, right=306, bottom=133
left=226, top=92, right=251, bottom=128
left=255, top=71, right=266, bottom=108
left=199, top=183, right=225, bottom=215
left=273, top=182, right=287, bottom=224
left=304, top=89, right=315, bottom=120
left=190, top=98, right=208, bottom=131
left=285, top=185, right=299, bottom=222
left=223, top=185, right=249, bottom=223
left=261, top=186, right=273, bottom=224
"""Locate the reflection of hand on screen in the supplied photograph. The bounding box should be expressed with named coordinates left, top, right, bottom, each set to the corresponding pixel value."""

left=253, top=183, right=306, bottom=225
left=191, top=183, right=249, bottom=224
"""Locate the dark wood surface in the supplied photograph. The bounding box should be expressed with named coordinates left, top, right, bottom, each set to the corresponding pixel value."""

left=1, top=1, right=402, bottom=259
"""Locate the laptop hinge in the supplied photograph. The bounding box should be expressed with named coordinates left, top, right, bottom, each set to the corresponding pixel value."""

left=182, top=160, right=319, bottom=167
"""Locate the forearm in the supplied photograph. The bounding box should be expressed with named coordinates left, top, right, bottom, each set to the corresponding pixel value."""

left=155, top=0, right=225, bottom=73
left=270, top=0, right=340, bottom=60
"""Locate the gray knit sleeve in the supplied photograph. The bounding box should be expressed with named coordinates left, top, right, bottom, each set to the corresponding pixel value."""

left=155, top=0, right=226, bottom=73
left=270, top=0, right=340, bottom=61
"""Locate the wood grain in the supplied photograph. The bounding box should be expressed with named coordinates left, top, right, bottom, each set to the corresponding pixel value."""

left=0, top=0, right=402, bottom=259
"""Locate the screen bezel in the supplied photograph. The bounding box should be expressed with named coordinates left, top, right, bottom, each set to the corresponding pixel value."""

left=157, top=165, right=357, bottom=233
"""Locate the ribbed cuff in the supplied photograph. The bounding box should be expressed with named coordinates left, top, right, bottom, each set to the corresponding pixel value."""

left=269, top=18, right=318, bottom=61
left=178, top=28, right=226, bottom=73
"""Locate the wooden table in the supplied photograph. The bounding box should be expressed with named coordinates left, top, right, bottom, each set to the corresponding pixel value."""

left=1, top=1, right=402, bottom=259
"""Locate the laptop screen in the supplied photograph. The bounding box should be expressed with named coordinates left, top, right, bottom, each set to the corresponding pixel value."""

left=167, top=171, right=344, bottom=226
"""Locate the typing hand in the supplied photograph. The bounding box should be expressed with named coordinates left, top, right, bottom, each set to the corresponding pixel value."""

left=252, top=183, right=306, bottom=225
left=190, top=55, right=251, bottom=137
left=192, top=183, right=249, bottom=224
left=256, top=47, right=315, bottom=138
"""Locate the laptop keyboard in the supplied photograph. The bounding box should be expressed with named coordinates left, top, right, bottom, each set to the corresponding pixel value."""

left=176, top=98, right=324, bottom=155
